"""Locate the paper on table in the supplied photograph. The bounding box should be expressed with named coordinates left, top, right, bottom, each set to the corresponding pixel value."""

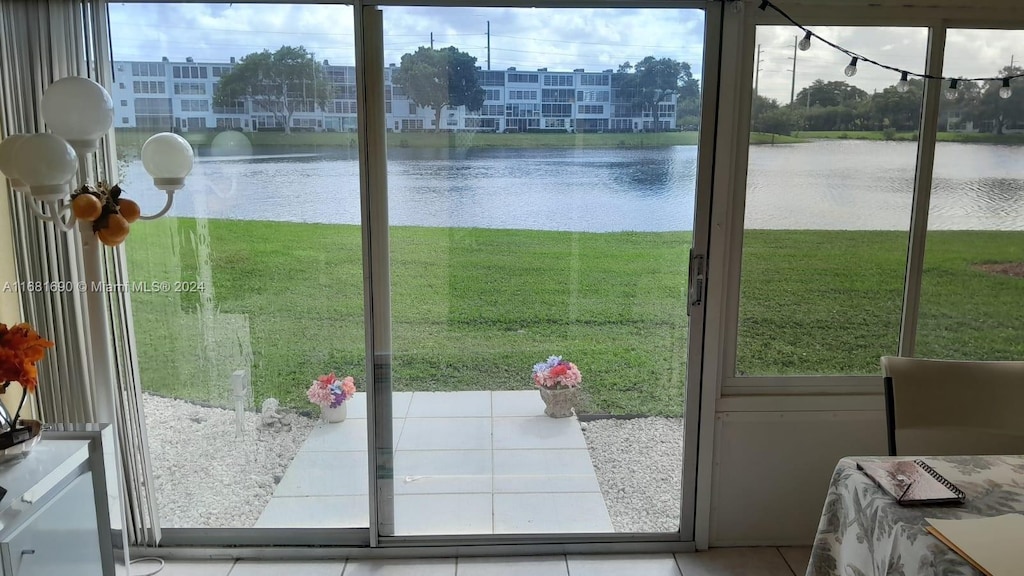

left=926, top=514, right=1024, bottom=576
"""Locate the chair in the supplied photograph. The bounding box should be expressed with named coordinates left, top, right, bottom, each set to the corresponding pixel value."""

left=881, top=356, right=1024, bottom=456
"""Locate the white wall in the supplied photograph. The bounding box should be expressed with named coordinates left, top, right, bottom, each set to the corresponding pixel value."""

left=709, top=398, right=887, bottom=545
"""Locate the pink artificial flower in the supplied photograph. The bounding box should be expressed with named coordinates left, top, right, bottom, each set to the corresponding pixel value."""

left=307, top=384, right=334, bottom=406
left=342, top=376, right=356, bottom=398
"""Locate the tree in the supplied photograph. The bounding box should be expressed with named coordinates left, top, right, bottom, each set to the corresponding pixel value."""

left=794, top=79, right=868, bottom=109
left=869, top=79, right=924, bottom=131
left=751, top=95, right=798, bottom=135
left=970, top=65, right=1024, bottom=134
left=617, top=56, right=700, bottom=132
left=214, top=46, right=330, bottom=135
left=392, top=46, right=485, bottom=132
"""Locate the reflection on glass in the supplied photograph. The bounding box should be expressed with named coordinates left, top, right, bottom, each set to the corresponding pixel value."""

left=917, top=29, right=1024, bottom=361
left=109, top=3, right=366, bottom=529
left=737, top=26, right=927, bottom=376
left=383, top=6, right=702, bottom=536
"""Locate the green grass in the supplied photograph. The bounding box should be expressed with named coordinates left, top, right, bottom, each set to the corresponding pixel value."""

left=796, top=130, right=1024, bottom=144
left=114, top=129, right=803, bottom=153
left=125, top=222, right=1024, bottom=416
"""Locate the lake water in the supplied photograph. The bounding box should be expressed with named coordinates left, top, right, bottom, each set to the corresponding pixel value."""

left=121, top=139, right=1024, bottom=232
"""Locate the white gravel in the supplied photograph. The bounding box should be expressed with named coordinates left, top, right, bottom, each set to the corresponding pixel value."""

left=142, top=393, right=317, bottom=528
left=581, top=417, right=684, bottom=533
left=142, top=393, right=682, bottom=532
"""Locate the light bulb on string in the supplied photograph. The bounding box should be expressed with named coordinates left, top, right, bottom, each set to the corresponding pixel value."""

left=1000, top=78, right=1013, bottom=99
left=844, top=57, right=859, bottom=78
left=896, top=71, right=910, bottom=93
left=798, top=31, right=812, bottom=51
left=945, top=78, right=959, bottom=100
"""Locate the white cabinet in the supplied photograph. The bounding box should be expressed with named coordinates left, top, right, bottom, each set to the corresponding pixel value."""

left=0, top=437, right=114, bottom=576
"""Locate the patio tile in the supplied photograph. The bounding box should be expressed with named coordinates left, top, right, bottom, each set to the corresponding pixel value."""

left=396, top=418, right=492, bottom=451
left=566, top=554, right=681, bottom=576
left=674, top=548, right=794, bottom=575
left=394, top=450, right=492, bottom=494
left=493, top=449, right=599, bottom=493
left=299, top=419, right=404, bottom=453
left=395, top=493, right=493, bottom=535
left=407, top=391, right=492, bottom=418
left=456, top=555, right=569, bottom=575
left=492, top=391, right=547, bottom=418
left=229, top=560, right=345, bottom=575
left=493, top=493, right=613, bottom=533
left=342, top=392, right=413, bottom=419
left=344, top=558, right=456, bottom=576
left=254, top=495, right=368, bottom=528
left=275, top=451, right=368, bottom=496
left=492, top=417, right=587, bottom=450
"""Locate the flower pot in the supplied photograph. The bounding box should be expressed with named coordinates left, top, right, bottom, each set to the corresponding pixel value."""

left=539, top=387, right=577, bottom=418
left=321, top=403, right=347, bottom=423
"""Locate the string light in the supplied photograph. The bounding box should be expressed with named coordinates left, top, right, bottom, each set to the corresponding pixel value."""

left=945, top=79, right=959, bottom=100
left=896, top=71, right=910, bottom=93
left=798, top=30, right=812, bottom=52
left=1000, top=78, right=1013, bottom=99
left=757, top=0, right=1021, bottom=96
left=844, top=57, right=859, bottom=78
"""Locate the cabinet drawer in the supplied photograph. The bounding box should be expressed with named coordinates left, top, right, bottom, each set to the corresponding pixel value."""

left=3, top=472, right=101, bottom=576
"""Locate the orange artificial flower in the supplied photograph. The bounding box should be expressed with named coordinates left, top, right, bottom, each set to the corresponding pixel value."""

left=0, top=323, right=54, bottom=393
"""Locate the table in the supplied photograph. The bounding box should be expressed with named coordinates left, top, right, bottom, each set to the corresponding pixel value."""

left=808, top=455, right=1024, bottom=576
left=0, top=429, right=116, bottom=576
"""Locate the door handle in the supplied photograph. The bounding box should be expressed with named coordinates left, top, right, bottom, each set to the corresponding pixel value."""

left=687, top=251, right=705, bottom=316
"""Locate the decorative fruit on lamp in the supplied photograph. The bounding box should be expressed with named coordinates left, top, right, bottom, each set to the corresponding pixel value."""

left=71, top=192, right=103, bottom=221
left=70, top=183, right=141, bottom=247
left=117, top=199, right=141, bottom=223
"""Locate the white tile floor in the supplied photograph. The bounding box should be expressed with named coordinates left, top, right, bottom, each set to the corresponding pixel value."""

left=256, top=391, right=613, bottom=534
left=118, top=547, right=811, bottom=576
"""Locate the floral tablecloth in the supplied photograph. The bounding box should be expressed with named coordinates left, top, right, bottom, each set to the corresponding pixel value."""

left=808, top=455, right=1024, bottom=576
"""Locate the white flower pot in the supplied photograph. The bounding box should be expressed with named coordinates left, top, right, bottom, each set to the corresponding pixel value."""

left=321, top=403, right=347, bottom=423
left=539, top=387, right=578, bottom=418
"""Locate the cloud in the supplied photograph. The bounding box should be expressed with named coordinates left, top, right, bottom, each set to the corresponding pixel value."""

left=109, top=4, right=1021, bottom=104
left=110, top=4, right=704, bottom=77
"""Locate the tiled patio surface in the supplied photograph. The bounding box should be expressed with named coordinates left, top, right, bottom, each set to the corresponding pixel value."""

left=255, top=391, right=613, bottom=534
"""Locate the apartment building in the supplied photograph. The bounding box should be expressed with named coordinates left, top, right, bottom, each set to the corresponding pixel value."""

left=111, top=58, right=679, bottom=134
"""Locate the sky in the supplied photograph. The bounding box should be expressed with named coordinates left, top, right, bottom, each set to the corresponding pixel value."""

left=108, top=3, right=1023, bottom=104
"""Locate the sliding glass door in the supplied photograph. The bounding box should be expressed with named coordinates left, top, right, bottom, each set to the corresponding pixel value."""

left=369, top=3, right=713, bottom=540
left=104, top=0, right=717, bottom=546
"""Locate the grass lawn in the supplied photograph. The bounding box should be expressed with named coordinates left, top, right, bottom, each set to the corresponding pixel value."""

left=125, top=222, right=1024, bottom=416
left=114, top=129, right=804, bottom=153
left=796, top=130, right=1024, bottom=144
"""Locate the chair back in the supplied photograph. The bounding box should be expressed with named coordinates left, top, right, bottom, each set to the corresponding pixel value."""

left=881, top=356, right=1024, bottom=456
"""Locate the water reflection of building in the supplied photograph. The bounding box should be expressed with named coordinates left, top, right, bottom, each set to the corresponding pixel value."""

left=111, top=59, right=678, bottom=135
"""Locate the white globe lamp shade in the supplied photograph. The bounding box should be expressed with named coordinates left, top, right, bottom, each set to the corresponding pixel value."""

left=14, top=133, right=78, bottom=200
left=0, top=134, right=29, bottom=192
left=141, top=133, right=194, bottom=191
left=41, top=76, right=114, bottom=156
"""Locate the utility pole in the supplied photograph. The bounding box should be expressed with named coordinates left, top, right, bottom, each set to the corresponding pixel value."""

left=1012, top=55, right=1016, bottom=69
left=788, top=35, right=798, bottom=105
left=754, top=43, right=763, bottom=96
left=430, top=32, right=434, bottom=49
left=487, top=21, right=491, bottom=70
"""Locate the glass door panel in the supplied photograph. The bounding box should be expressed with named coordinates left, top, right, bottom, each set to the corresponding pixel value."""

left=736, top=25, right=927, bottom=377
left=916, top=29, right=1024, bottom=360
left=380, top=5, right=705, bottom=536
left=109, top=2, right=368, bottom=530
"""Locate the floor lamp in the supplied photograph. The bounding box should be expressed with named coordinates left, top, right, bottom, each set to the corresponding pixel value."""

left=0, top=75, right=194, bottom=425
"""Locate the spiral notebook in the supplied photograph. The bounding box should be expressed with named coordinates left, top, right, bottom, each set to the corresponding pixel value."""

left=856, top=459, right=966, bottom=505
